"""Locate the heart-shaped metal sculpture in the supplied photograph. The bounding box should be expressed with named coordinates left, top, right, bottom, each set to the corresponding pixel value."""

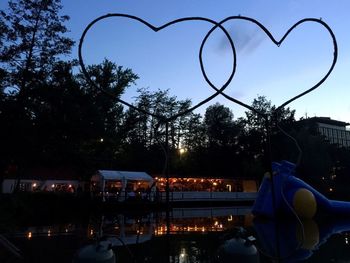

left=200, top=16, right=338, bottom=117
left=78, top=14, right=236, bottom=122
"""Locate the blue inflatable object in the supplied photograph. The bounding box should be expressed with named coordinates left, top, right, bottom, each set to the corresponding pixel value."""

left=252, top=161, right=350, bottom=218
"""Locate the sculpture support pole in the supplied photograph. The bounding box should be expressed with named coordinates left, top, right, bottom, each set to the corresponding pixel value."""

left=265, top=117, right=281, bottom=261
left=165, top=121, right=171, bottom=236
left=165, top=121, right=170, bottom=205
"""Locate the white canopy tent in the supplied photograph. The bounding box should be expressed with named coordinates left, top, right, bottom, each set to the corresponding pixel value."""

left=91, top=170, right=154, bottom=199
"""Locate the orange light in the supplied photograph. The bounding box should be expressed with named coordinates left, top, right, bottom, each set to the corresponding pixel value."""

left=28, top=232, right=32, bottom=239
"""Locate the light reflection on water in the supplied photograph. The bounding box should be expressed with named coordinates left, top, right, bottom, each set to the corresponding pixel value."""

left=3, top=207, right=350, bottom=262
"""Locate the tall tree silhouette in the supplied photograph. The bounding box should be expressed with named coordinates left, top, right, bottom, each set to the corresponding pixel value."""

left=0, top=0, right=74, bottom=188
left=0, top=0, right=74, bottom=94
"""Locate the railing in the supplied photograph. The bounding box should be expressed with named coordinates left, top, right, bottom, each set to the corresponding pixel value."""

left=158, top=191, right=257, bottom=202
left=99, top=190, right=257, bottom=203
left=167, top=206, right=252, bottom=218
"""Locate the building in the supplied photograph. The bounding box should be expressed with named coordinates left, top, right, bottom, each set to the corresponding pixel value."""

left=153, top=176, right=258, bottom=192
left=90, top=170, right=154, bottom=201
left=1, top=167, right=82, bottom=194
left=299, top=117, right=350, bottom=147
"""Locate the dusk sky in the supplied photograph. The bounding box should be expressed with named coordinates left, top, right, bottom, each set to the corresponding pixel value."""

left=2, top=0, right=350, bottom=123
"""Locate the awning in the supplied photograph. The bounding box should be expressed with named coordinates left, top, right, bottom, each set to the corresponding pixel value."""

left=93, top=170, right=154, bottom=183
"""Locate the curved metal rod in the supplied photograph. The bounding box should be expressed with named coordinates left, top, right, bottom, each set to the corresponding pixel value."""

left=200, top=16, right=338, bottom=117
left=78, top=14, right=236, bottom=123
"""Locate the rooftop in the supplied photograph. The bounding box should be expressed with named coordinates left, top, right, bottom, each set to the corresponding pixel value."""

left=300, top=117, right=350, bottom=127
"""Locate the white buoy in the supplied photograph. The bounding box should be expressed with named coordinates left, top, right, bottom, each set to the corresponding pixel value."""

left=73, top=240, right=116, bottom=263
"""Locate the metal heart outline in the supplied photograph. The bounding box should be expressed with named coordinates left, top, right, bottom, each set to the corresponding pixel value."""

left=78, top=14, right=237, bottom=122
left=200, top=16, right=338, bottom=117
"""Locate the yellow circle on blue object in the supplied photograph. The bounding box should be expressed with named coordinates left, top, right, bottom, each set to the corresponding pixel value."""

left=293, top=188, right=317, bottom=219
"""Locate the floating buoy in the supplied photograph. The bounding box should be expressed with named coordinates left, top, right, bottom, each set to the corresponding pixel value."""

left=72, top=240, right=116, bottom=263
left=217, top=237, right=259, bottom=263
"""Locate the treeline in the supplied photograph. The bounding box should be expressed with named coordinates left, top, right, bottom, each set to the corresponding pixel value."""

left=1, top=0, right=350, bottom=186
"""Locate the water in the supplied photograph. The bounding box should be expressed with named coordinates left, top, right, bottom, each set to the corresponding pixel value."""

left=2, top=206, right=350, bottom=262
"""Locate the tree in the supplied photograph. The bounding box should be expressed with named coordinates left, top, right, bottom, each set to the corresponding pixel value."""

left=0, top=68, right=7, bottom=99
left=204, top=102, right=237, bottom=147
left=74, top=59, right=138, bottom=170
left=118, top=88, right=204, bottom=173
left=189, top=103, right=241, bottom=177
left=241, top=96, right=295, bottom=154
left=78, top=59, right=138, bottom=141
left=182, top=113, right=205, bottom=151
left=0, top=0, right=74, bottom=94
left=0, top=0, right=75, bottom=175
left=243, top=96, right=295, bottom=132
left=236, top=96, right=296, bottom=176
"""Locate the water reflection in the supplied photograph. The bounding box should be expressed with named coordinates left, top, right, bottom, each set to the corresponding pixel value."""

left=7, top=223, right=77, bottom=240
left=72, top=207, right=253, bottom=263
left=3, top=207, right=350, bottom=262
left=79, top=212, right=350, bottom=263
left=253, top=217, right=350, bottom=262
left=86, top=207, right=253, bottom=245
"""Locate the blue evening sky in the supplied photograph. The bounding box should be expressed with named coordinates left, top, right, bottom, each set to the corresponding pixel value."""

left=2, top=0, right=350, bottom=123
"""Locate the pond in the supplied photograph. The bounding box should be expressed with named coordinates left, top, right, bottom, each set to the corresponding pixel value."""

left=1, top=206, right=350, bottom=262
